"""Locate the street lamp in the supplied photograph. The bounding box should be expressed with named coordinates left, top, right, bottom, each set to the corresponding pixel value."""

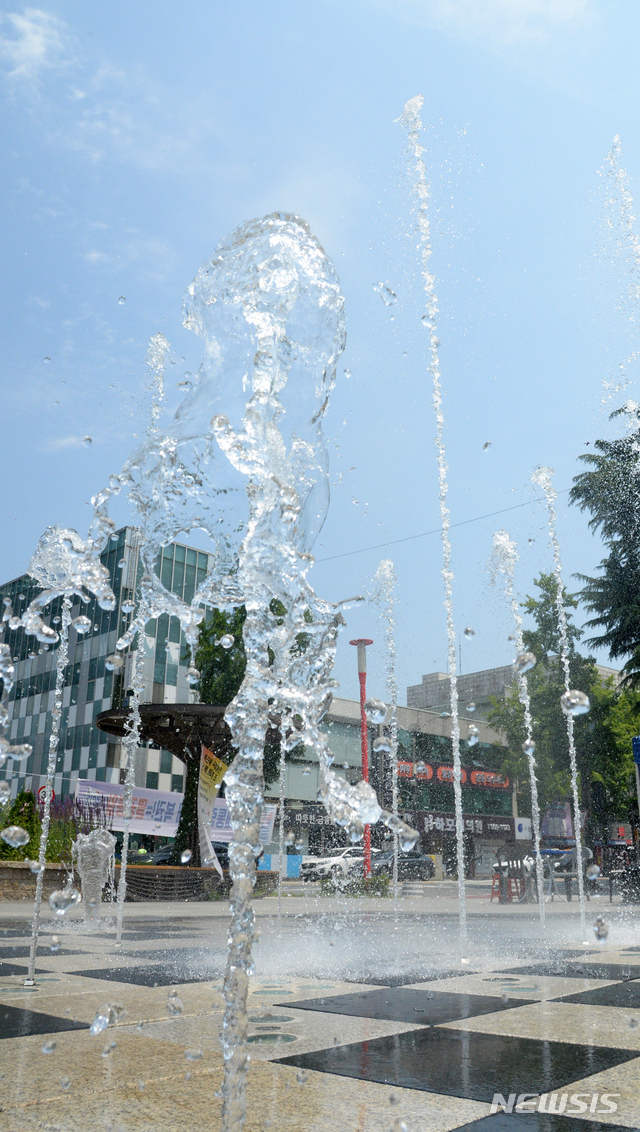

left=350, top=637, right=373, bottom=878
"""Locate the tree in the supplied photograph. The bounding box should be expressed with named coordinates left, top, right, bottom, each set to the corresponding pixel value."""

left=172, top=606, right=284, bottom=864
left=0, top=790, right=41, bottom=860
left=488, top=574, right=634, bottom=836
left=570, top=411, right=640, bottom=686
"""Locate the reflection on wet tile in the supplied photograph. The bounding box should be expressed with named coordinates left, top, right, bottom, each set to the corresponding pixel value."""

left=75, top=965, right=221, bottom=987
left=554, top=981, right=640, bottom=1009
left=275, top=1028, right=638, bottom=1101
left=450, top=1112, right=633, bottom=1132
left=280, top=987, right=534, bottom=1026
left=499, top=963, right=640, bottom=982
left=0, top=1003, right=88, bottom=1039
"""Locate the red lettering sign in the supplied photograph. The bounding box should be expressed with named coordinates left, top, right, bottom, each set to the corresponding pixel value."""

left=436, top=766, right=467, bottom=784
left=415, top=763, right=433, bottom=780
left=470, top=770, right=509, bottom=788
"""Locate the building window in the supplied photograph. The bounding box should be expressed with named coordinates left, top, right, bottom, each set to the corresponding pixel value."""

left=171, top=773, right=184, bottom=793
left=146, top=771, right=159, bottom=790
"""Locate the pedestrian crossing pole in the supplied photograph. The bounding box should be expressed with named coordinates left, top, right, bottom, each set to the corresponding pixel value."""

left=350, top=638, right=373, bottom=878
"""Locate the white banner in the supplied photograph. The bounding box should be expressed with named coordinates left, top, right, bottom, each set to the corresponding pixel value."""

left=75, top=778, right=277, bottom=845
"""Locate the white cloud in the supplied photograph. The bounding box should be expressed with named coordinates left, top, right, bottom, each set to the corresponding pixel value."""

left=0, top=8, right=68, bottom=81
left=378, top=0, right=595, bottom=47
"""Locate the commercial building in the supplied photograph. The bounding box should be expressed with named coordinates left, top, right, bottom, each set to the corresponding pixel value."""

left=0, top=531, right=516, bottom=874
left=0, top=527, right=206, bottom=802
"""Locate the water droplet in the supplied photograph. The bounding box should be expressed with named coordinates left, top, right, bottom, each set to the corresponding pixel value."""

left=219, top=634, right=234, bottom=650
left=421, top=315, right=433, bottom=329
left=48, top=888, right=81, bottom=916
left=61, top=1076, right=70, bottom=1091
left=344, top=368, right=352, bottom=378
left=118, top=296, right=126, bottom=305
left=415, top=761, right=427, bottom=775
left=180, top=849, right=192, bottom=864
left=301, top=768, right=311, bottom=776
left=390, top=1119, right=408, bottom=1132
left=514, top=652, right=536, bottom=675
left=102, top=1040, right=117, bottom=1057
left=630, top=1017, right=639, bottom=1029
left=178, top=380, right=193, bottom=391
left=464, top=627, right=475, bottom=638
left=186, top=666, right=200, bottom=686
left=364, top=699, right=388, bottom=725
left=296, top=1069, right=308, bottom=1084
left=586, top=864, right=601, bottom=880
left=483, top=441, right=491, bottom=450
left=185, top=1048, right=203, bottom=1061
left=50, top=935, right=60, bottom=953
left=0, top=825, right=29, bottom=848
left=72, top=615, right=92, bottom=634
left=105, top=654, right=124, bottom=672
left=373, top=736, right=392, bottom=754
left=121, top=601, right=135, bottom=614
left=373, top=282, right=396, bottom=306
left=43, top=356, right=51, bottom=363
left=522, top=738, right=536, bottom=757
left=285, top=831, right=295, bottom=846
left=26, top=858, right=44, bottom=874
left=593, top=915, right=609, bottom=941
left=41, top=1039, right=56, bottom=1054
left=466, top=702, right=476, bottom=712
left=560, top=689, right=590, bottom=716
left=82, top=436, right=92, bottom=447
left=0, top=782, right=11, bottom=805
left=294, top=841, right=304, bottom=853
left=467, top=724, right=479, bottom=747
left=117, top=559, right=125, bottom=569
left=440, top=711, right=450, bottom=718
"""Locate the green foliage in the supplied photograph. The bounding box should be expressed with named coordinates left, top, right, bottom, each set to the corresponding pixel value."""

left=488, top=574, right=636, bottom=827
left=195, top=607, right=247, bottom=707
left=570, top=417, right=640, bottom=686
left=0, top=791, right=41, bottom=860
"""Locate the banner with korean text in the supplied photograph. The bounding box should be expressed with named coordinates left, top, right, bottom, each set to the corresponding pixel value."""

left=75, top=779, right=277, bottom=845
left=198, top=745, right=228, bottom=874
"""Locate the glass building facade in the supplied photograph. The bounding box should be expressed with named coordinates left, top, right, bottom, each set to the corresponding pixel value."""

left=0, top=527, right=212, bottom=802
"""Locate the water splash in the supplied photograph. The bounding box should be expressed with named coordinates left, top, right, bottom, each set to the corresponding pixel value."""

left=599, top=137, right=640, bottom=404
left=71, top=828, right=116, bottom=922
left=400, top=96, right=466, bottom=952
left=370, top=560, right=399, bottom=913
left=115, top=573, right=145, bottom=946
left=532, top=466, right=587, bottom=937
left=489, top=530, right=545, bottom=926
left=68, top=214, right=417, bottom=1132
left=24, top=527, right=82, bottom=984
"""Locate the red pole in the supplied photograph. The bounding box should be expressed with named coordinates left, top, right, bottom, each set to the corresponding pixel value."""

left=350, top=638, right=373, bottom=878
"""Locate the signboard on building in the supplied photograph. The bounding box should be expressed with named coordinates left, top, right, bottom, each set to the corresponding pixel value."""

left=396, top=761, right=509, bottom=788
left=284, top=804, right=514, bottom=841
left=75, top=779, right=276, bottom=844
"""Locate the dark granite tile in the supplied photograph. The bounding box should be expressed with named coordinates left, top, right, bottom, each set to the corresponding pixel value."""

left=0, top=1003, right=88, bottom=1040
left=118, top=947, right=226, bottom=963
left=274, top=1028, right=638, bottom=1101
left=0, top=963, right=51, bottom=976
left=75, top=965, right=220, bottom=987
left=450, top=1112, right=633, bottom=1132
left=0, top=946, right=83, bottom=959
left=498, top=963, right=640, bottom=982
left=553, top=980, right=640, bottom=1008
left=277, top=987, right=534, bottom=1026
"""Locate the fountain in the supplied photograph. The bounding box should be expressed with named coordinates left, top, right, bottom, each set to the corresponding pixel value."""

left=400, top=96, right=467, bottom=951
left=532, top=466, right=588, bottom=938
left=71, top=827, right=116, bottom=922
left=25, top=213, right=419, bottom=1131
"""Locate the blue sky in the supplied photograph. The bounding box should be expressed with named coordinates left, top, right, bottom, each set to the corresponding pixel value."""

left=1, top=1, right=639, bottom=705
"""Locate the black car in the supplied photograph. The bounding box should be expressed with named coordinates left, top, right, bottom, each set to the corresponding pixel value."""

left=365, top=848, right=435, bottom=881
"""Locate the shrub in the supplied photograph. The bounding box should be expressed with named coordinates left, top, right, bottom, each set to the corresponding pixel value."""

left=319, top=874, right=390, bottom=898
left=0, top=790, right=41, bottom=860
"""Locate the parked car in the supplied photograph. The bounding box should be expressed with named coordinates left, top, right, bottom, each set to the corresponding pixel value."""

left=352, top=848, right=435, bottom=881
left=300, top=846, right=379, bottom=882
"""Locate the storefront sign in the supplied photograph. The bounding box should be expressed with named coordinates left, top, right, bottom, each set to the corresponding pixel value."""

left=397, top=761, right=508, bottom=787
left=284, top=803, right=514, bottom=840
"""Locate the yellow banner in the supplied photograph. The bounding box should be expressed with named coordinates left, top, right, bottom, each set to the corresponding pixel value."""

left=199, top=745, right=227, bottom=805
